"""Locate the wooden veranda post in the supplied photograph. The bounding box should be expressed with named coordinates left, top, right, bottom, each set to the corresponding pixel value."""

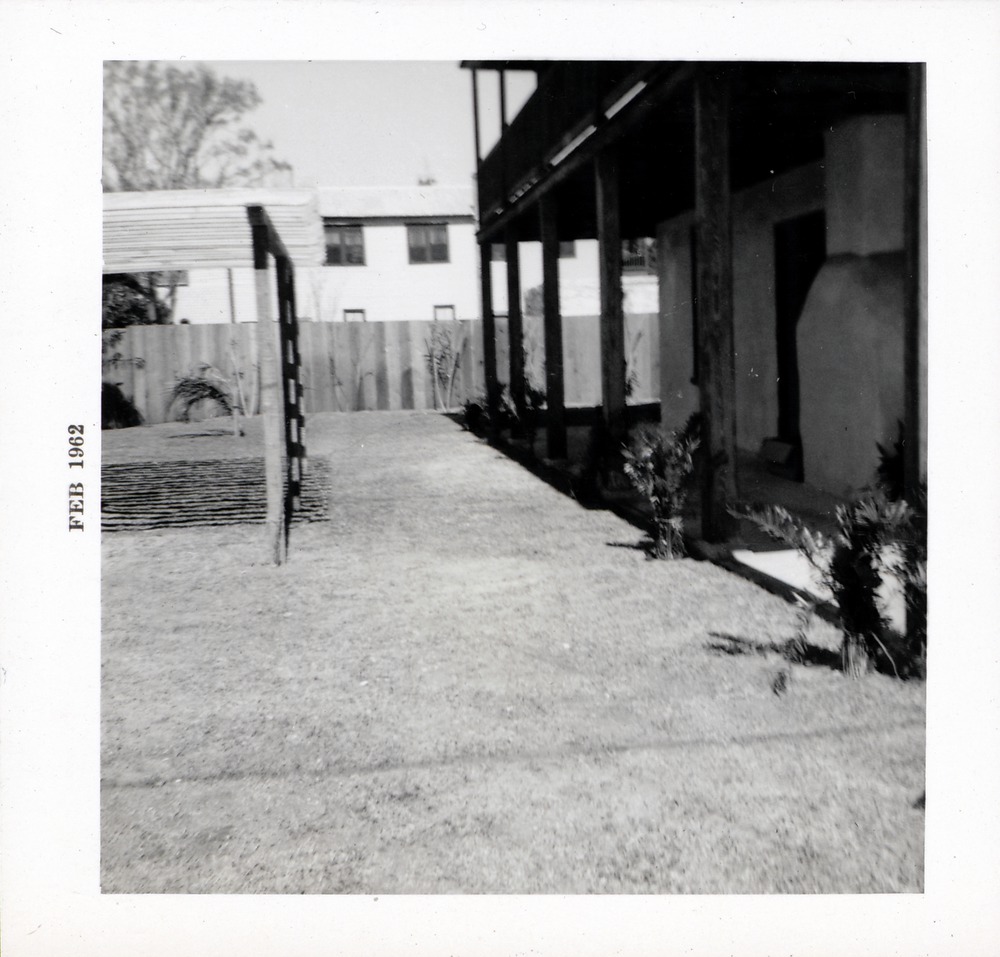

left=479, top=242, right=501, bottom=426
left=903, top=63, right=927, bottom=504
left=903, top=62, right=927, bottom=653
left=505, top=229, right=527, bottom=424
left=694, top=68, right=738, bottom=543
left=595, top=146, right=627, bottom=445
left=539, top=193, right=567, bottom=458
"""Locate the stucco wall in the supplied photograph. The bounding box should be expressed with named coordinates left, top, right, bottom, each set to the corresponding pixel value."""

left=656, top=162, right=825, bottom=440
left=793, top=115, right=907, bottom=494
left=798, top=252, right=905, bottom=495
left=656, top=211, right=698, bottom=432
left=655, top=111, right=911, bottom=496
left=825, top=115, right=905, bottom=257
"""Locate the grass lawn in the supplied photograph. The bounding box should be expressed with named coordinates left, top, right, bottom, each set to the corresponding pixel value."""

left=101, top=411, right=925, bottom=894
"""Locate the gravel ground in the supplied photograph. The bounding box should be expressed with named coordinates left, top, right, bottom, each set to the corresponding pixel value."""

left=101, top=411, right=925, bottom=894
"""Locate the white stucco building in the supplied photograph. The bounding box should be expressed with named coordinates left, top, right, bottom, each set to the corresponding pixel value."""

left=170, top=185, right=482, bottom=324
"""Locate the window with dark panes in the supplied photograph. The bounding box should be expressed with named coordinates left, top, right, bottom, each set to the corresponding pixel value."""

left=324, top=224, right=365, bottom=266
left=622, top=237, right=657, bottom=273
left=407, top=223, right=449, bottom=264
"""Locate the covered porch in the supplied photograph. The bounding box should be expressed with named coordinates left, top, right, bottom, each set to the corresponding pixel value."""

left=463, top=60, right=926, bottom=543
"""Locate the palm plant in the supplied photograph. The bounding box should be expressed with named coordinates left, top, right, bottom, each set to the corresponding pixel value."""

left=622, top=425, right=700, bottom=559
left=732, top=491, right=922, bottom=678
left=168, top=365, right=243, bottom=436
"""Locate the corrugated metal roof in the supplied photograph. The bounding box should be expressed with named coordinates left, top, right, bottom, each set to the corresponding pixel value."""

left=316, top=185, right=476, bottom=220
left=103, top=188, right=325, bottom=273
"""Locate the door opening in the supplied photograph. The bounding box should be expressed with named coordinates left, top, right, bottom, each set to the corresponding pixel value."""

left=773, top=209, right=826, bottom=482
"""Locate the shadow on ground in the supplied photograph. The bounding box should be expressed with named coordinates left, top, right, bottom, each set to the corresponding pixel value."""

left=707, top=631, right=843, bottom=672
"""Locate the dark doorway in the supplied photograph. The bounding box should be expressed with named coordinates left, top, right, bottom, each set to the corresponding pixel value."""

left=773, top=210, right=826, bottom=481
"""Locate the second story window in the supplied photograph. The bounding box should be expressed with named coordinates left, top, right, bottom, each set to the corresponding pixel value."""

left=407, top=223, right=449, bottom=264
left=325, top=223, right=365, bottom=266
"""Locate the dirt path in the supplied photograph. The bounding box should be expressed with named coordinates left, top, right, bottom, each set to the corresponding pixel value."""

left=101, top=411, right=924, bottom=893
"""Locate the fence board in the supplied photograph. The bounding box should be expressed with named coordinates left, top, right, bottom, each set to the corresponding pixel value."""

left=384, top=322, right=402, bottom=410
left=409, top=321, right=429, bottom=410
left=108, top=314, right=659, bottom=424
left=373, top=322, right=389, bottom=411
left=359, top=321, right=378, bottom=411
left=128, top=324, right=147, bottom=419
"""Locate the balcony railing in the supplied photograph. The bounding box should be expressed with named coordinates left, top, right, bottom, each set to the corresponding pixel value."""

left=477, top=62, right=650, bottom=227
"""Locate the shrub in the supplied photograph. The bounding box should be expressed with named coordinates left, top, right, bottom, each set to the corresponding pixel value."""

left=876, top=420, right=906, bottom=502
left=102, top=382, right=144, bottom=430
left=622, top=425, right=700, bottom=559
left=461, top=395, right=488, bottom=435
left=732, top=491, right=924, bottom=678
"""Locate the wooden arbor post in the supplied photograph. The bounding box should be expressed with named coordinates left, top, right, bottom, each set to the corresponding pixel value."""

left=505, top=228, right=527, bottom=424
left=595, top=146, right=627, bottom=446
left=694, top=68, right=739, bottom=543
left=539, top=193, right=567, bottom=458
left=248, top=205, right=305, bottom=565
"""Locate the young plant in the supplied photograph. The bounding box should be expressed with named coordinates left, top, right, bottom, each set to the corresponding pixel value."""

left=622, top=425, right=700, bottom=559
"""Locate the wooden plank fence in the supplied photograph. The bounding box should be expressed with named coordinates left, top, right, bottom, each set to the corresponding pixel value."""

left=104, top=314, right=659, bottom=425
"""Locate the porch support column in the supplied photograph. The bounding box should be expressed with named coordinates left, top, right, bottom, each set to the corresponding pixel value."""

left=903, top=62, right=927, bottom=652
left=595, top=146, right=627, bottom=445
left=479, top=242, right=501, bottom=426
left=505, top=228, right=527, bottom=424
left=903, top=63, right=927, bottom=500
left=250, top=220, right=286, bottom=565
left=539, top=194, right=567, bottom=458
left=694, top=67, right=738, bottom=543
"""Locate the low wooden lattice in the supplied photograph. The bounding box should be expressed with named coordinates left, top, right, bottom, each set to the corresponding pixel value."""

left=101, top=457, right=331, bottom=531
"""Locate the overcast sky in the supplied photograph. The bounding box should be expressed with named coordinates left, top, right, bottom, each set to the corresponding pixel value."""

left=201, top=60, right=536, bottom=190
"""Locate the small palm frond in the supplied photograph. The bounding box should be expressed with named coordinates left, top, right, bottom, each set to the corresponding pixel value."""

left=168, top=371, right=235, bottom=422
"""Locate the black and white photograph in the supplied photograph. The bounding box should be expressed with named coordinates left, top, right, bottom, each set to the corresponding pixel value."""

left=3, top=1, right=1000, bottom=955
left=99, top=56, right=929, bottom=896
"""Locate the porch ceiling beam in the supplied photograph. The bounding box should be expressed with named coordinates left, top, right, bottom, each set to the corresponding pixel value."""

left=476, top=62, right=697, bottom=245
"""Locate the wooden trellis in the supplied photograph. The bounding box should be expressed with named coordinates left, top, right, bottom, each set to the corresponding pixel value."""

left=103, top=188, right=323, bottom=565
left=248, top=205, right=307, bottom=564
